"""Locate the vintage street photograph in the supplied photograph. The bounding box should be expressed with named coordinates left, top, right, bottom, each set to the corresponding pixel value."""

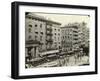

left=25, top=12, right=90, bottom=68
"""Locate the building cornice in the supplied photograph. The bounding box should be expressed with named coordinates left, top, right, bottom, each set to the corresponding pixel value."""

left=26, top=14, right=61, bottom=25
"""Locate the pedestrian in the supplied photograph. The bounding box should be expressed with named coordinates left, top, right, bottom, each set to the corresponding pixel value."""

left=74, top=54, right=77, bottom=64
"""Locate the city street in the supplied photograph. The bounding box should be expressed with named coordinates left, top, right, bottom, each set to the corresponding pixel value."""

left=36, top=55, right=89, bottom=67
left=25, top=12, right=90, bottom=69
left=26, top=54, right=89, bottom=68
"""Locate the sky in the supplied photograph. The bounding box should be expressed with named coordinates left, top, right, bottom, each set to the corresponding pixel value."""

left=32, top=12, right=90, bottom=27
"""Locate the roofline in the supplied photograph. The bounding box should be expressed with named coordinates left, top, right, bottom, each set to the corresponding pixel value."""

left=26, top=14, right=61, bottom=25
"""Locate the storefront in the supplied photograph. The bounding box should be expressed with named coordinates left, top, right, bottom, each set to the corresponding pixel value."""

left=25, top=40, right=40, bottom=63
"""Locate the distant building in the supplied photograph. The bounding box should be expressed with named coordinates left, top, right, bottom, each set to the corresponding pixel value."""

left=61, top=22, right=89, bottom=54
left=61, top=23, right=81, bottom=54
left=79, top=22, right=89, bottom=47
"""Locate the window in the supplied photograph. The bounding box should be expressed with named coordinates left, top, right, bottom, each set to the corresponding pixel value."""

left=55, top=29, right=56, bottom=31
left=28, top=16, right=31, bottom=19
left=29, top=24, right=32, bottom=27
left=55, top=33, right=56, bottom=35
left=40, top=32, right=43, bottom=34
left=28, top=28, right=32, bottom=33
left=35, top=24, right=37, bottom=27
left=35, top=32, right=38, bottom=34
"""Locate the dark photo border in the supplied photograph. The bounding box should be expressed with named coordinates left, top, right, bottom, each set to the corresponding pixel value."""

left=11, top=1, right=98, bottom=79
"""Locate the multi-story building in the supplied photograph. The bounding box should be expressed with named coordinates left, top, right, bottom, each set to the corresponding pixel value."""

left=61, top=23, right=80, bottom=54
left=25, top=12, right=61, bottom=59
left=25, top=13, right=47, bottom=58
left=79, top=22, right=89, bottom=47
left=61, top=22, right=89, bottom=55
left=61, top=26, right=72, bottom=53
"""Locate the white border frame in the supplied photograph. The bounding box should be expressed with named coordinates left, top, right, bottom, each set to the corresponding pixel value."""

left=19, top=5, right=95, bottom=76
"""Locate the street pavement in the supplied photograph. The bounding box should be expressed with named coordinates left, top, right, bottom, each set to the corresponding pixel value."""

left=35, top=55, right=89, bottom=67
